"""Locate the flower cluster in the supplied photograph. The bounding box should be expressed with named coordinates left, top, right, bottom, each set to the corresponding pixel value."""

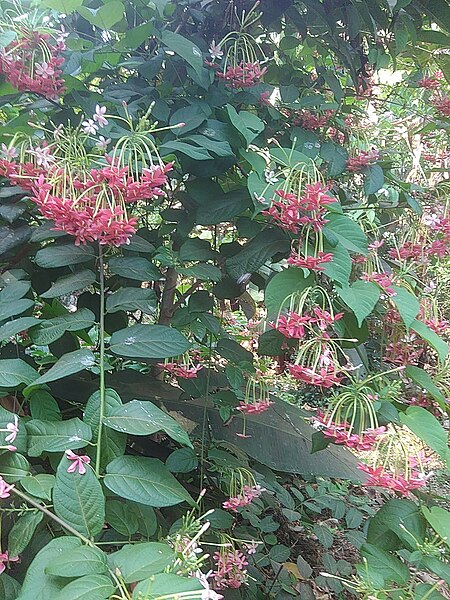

left=347, top=149, right=380, bottom=172
left=357, top=463, right=430, bottom=496
left=159, top=362, right=203, bottom=379
left=215, top=62, right=267, bottom=88
left=0, top=30, right=65, bottom=99
left=362, top=271, right=396, bottom=296
left=418, top=72, right=443, bottom=90
left=274, top=308, right=343, bottom=339
left=293, top=110, right=335, bottom=130
left=313, top=411, right=386, bottom=451
left=0, top=476, right=14, bottom=499
left=287, top=251, right=333, bottom=271
left=212, top=549, right=248, bottom=589
left=237, top=399, right=273, bottom=414
left=288, top=363, right=343, bottom=388
left=222, top=484, right=265, bottom=512
left=263, top=183, right=334, bottom=233
left=0, top=551, right=19, bottom=575
left=66, top=450, right=91, bottom=474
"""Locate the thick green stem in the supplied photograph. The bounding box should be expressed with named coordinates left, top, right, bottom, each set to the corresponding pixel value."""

left=11, top=487, right=93, bottom=546
left=95, top=244, right=106, bottom=477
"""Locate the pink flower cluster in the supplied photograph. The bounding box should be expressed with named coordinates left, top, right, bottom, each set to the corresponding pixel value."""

left=212, top=549, right=248, bottom=589
left=66, top=450, right=91, bottom=475
left=293, top=110, right=334, bottom=130
left=0, top=31, right=65, bottom=99
left=158, top=362, right=203, bottom=379
left=288, top=363, right=342, bottom=388
left=388, top=242, right=423, bottom=261
left=0, top=476, right=14, bottom=499
left=263, top=183, right=334, bottom=233
left=237, top=399, right=274, bottom=414
left=418, top=72, right=443, bottom=90
left=314, top=411, right=386, bottom=451
left=0, top=551, right=19, bottom=575
left=432, top=95, right=450, bottom=118
left=222, top=484, right=265, bottom=512
left=347, top=149, right=380, bottom=172
left=215, top=62, right=267, bottom=88
left=358, top=463, right=430, bottom=496
left=287, top=251, right=333, bottom=271
left=274, top=308, right=343, bottom=339
left=362, top=271, right=396, bottom=296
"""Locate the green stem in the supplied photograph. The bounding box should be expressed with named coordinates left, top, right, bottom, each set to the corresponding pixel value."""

left=95, top=244, right=106, bottom=478
left=11, top=487, right=93, bottom=546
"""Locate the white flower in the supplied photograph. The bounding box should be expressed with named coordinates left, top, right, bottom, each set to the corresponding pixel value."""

left=82, top=119, right=99, bottom=135
left=196, top=571, right=223, bottom=600
left=424, top=281, right=437, bottom=294
left=264, top=169, right=279, bottom=184
left=5, top=416, right=18, bottom=444
left=56, top=25, right=69, bottom=44
left=93, top=105, right=108, bottom=128
left=96, top=135, right=111, bottom=150
left=35, top=62, right=55, bottom=77
left=1, top=144, right=17, bottom=160
left=29, top=145, right=55, bottom=169
left=422, top=213, right=441, bottom=228
left=209, top=40, right=223, bottom=60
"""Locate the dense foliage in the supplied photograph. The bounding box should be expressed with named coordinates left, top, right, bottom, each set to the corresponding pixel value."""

left=0, top=0, right=449, bottom=598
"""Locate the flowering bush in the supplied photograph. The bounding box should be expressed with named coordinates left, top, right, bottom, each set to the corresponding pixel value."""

left=0, top=1, right=449, bottom=599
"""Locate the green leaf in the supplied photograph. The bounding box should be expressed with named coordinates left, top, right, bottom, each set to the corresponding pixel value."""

left=361, top=543, right=409, bottom=586
left=0, top=573, right=21, bottom=600
left=179, top=238, right=217, bottom=261
left=21, top=474, right=55, bottom=501
left=114, top=22, right=154, bottom=51
left=400, top=407, right=450, bottom=468
left=108, top=542, right=175, bottom=584
left=195, top=189, right=251, bottom=225
left=53, top=575, right=114, bottom=600
left=0, top=30, right=16, bottom=48
left=29, top=389, right=61, bottom=421
left=29, top=349, right=95, bottom=387
left=160, top=30, right=204, bottom=76
left=41, top=0, right=83, bottom=12
left=53, top=454, right=105, bottom=538
left=29, top=308, right=96, bottom=345
left=104, top=456, right=194, bottom=507
left=108, top=257, right=162, bottom=281
left=106, top=288, right=157, bottom=314
left=8, top=512, right=43, bottom=557
left=410, top=320, right=448, bottom=362
left=0, top=453, right=29, bottom=482
left=225, top=229, right=289, bottom=280
left=0, top=359, right=37, bottom=388
left=46, top=546, right=107, bottom=577
left=77, top=1, right=124, bottom=29
left=104, top=399, right=192, bottom=447
left=313, top=524, right=334, bottom=548
left=26, top=418, right=92, bottom=456
left=265, top=268, right=314, bottom=319
left=226, top=105, right=265, bottom=146
left=323, top=243, right=351, bottom=286
left=84, top=389, right=126, bottom=467
left=320, top=142, right=348, bottom=176
left=367, top=499, right=426, bottom=551
left=392, top=286, right=420, bottom=329
left=179, top=263, right=222, bottom=282
left=166, top=447, right=198, bottom=473
left=16, top=537, right=81, bottom=600
left=132, top=574, right=202, bottom=599
left=364, top=164, right=385, bottom=195
left=337, top=281, right=380, bottom=326
left=323, top=214, right=368, bottom=255
left=216, top=338, right=253, bottom=364
left=405, top=365, right=447, bottom=409
left=35, top=244, right=95, bottom=268
left=416, top=0, right=450, bottom=35
left=106, top=500, right=139, bottom=536
left=110, top=324, right=190, bottom=359
left=0, top=317, right=40, bottom=341
left=422, top=507, right=450, bottom=548
left=0, top=299, right=34, bottom=322
left=41, top=270, right=96, bottom=298
left=131, top=502, right=157, bottom=538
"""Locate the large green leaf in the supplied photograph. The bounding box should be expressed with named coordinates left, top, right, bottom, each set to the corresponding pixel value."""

left=160, top=30, right=204, bottom=77
left=337, top=281, right=380, bottom=326
left=410, top=320, right=448, bottom=362
left=108, top=257, right=161, bottom=281
left=77, top=1, right=124, bottom=29
left=132, top=574, right=203, bottom=599
left=265, top=268, right=314, bottom=319
left=106, top=287, right=157, bottom=314
left=323, top=214, right=368, bottom=255
left=53, top=454, right=105, bottom=538
left=53, top=575, right=114, bottom=600
left=320, top=142, right=348, bottom=176
left=29, top=308, right=96, bottom=345
left=422, top=507, right=450, bottom=548
left=41, top=270, right=96, bottom=299
left=109, top=324, right=190, bottom=358
left=0, top=453, right=29, bottom=482
left=178, top=263, right=222, bottom=282
left=29, top=349, right=96, bottom=387
left=46, top=546, right=107, bottom=577
left=0, top=573, right=21, bottom=600
left=361, top=543, right=409, bottom=586
left=226, top=105, right=265, bottom=146
left=404, top=366, right=447, bottom=409
left=0, top=317, right=40, bottom=341
left=195, top=189, right=251, bottom=225
left=106, top=500, right=139, bottom=536
left=104, top=456, right=194, bottom=507
left=323, top=242, right=351, bottom=286
left=225, top=229, right=289, bottom=280
left=364, top=164, right=385, bottom=195
left=400, top=407, right=450, bottom=468
left=16, top=537, right=81, bottom=600
left=367, top=499, right=426, bottom=551
left=35, top=244, right=95, bottom=268
left=26, top=418, right=92, bottom=456
left=416, top=0, right=450, bottom=35
left=216, top=338, right=253, bottom=364
left=7, top=512, right=43, bottom=557
left=0, top=359, right=37, bottom=388
left=104, top=399, right=192, bottom=447
left=21, top=474, right=55, bottom=501
left=28, top=389, right=61, bottom=421
left=392, top=286, right=420, bottom=329
left=41, top=0, right=83, bottom=12
left=108, top=543, right=175, bottom=584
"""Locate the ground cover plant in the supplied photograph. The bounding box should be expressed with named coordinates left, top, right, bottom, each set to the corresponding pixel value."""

left=0, top=0, right=449, bottom=598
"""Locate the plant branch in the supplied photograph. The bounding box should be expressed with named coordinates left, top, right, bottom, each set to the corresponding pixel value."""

left=95, top=244, right=106, bottom=478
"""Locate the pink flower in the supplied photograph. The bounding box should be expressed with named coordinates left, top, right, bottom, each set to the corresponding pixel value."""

left=273, top=311, right=310, bottom=338
left=158, top=362, right=203, bottom=379
left=432, top=95, right=450, bottom=118
left=357, top=463, right=430, bottom=496
left=0, top=476, right=14, bottom=499
left=5, top=416, right=19, bottom=444
left=311, top=307, right=343, bottom=331
left=287, top=251, right=333, bottom=271
left=362, top=271, right=396, bottom=297
left=347, top=149, right=380, bottom=172
left=223, top=485, right=265, bottom=512
left=0, top=551, right=19, bottom=575
left=65, top=450, right=91, bottom=475
left=212, top=549, right=249, bottom=589
left=82, top=119, right=98, bottom=135
left=288, top=364, right=342, bottom=388
left=93, top=105, right=108, bottom=127
left=237, top=400, right=274, bottom=415
left=35, top=62, right=55, bottom=77
left=418, top=72, right=442, bottom=89
left=216, top=62, right=267, bottom=89
left=259, top=91, right=272, bottom=106
left=293, top=110, right=334, bottom=130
